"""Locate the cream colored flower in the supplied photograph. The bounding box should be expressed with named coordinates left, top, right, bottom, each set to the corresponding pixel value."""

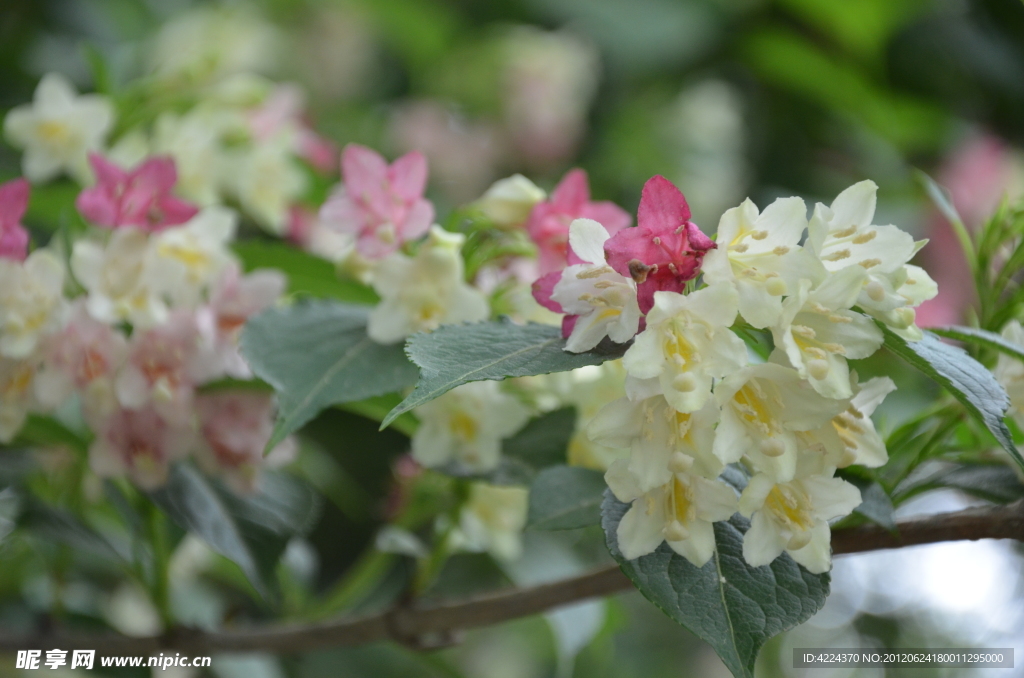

left=0, top=356, right=38, bottom=442
left=72, top=228, right=167, bottom=329
left=452, top=482, right=529, bottom=561
left=0, top=250, right=66, bottom=358
left=146, top=206, right=238, bottom=309
left=476, top=174, right=546, bottom=229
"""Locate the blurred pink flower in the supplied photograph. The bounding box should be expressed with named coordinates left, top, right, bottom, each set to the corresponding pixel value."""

left=319, top=144, right=434, bottom=259
left=0, top=178, right=30, bottom=261
left=247, top=84, right=337, bottom=173
left=75, top=153, right=198, bottom=231
left=195, top=390, right=276, bottom=493
left=527, top=168, right=631, bottom=275
left=605, top=175, right=715, bottom=314
left=89, top=406, right=193, bottom=490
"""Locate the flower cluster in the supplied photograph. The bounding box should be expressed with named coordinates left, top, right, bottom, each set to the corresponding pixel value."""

left=538, top=176, right=936, bottom=573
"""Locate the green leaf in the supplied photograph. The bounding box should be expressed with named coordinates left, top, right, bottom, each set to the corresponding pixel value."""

left=11, top=414, right=90, bottom=455
left=149, top=465, right=312, bottom=600
left=20, top=498, right=127, bottom=562
left=504, top=408, right=577, bottom=470
left=233, top=241, right=378, bottom=304
left=602, top=491, right=829, bottom=678
left=881, top=326, right=1024, bottom=474
left=528, top=466, right=606, bottom=530
left=902, top=464, right=1024, bottom=504
left=930, top=325, right=1024, bottom=363
left=241, top=300, right=420, bottom=450
left=851, top=481, right=896, bottom=531
left=382, top=320, right=628, bottom=428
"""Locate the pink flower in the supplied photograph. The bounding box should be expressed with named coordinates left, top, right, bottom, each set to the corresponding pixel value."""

left=604, top=175, right=716, bottom=314
left=196, top=263, right=286, bottom=378
left=318, top=144, right=434, bottom=259
left=89, top=406, right=193, bottom=490
left=75, top=153, right=199, bottom=231
left=531, top=271, right=578, bottom=338
left=115, top=311, right=205, bottom=424
left=35, top=302, right=128, bottom=423
left=194, top=390, right=277, bottom=494
left=0, top=178, right=30, bottom=262
left=526, top=169, right=631, bottom=275
left=247, top=85, right=337, bottom=173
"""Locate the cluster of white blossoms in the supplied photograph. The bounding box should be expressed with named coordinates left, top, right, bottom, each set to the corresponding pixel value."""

left=572, top=179, right=937, bottom=573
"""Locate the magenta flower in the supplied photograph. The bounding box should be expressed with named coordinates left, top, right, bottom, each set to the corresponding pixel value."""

left=526, top=169, right=631, bottom=275
left=319, top=144, right=434, bottom=259
left=0, top=178, right=30, bottom=261
left=75, top=153, right=199, bottom=231
left=531, top=271, right=578, bottom=338
left=604, top=175, right=716, bottom=314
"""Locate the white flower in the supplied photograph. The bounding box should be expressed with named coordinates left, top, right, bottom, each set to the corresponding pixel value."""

left=3, top=73, right=114, bottom=183
left=551, top=218, right=641, bottom=352
left=411, top=381, right=530, bottom=472
left=739, top=471, right=861, bottom=573
left=606, top=459, right=738, bottom=566
left=0, top=356, right=37, bottom=443
left=452, top=482, right=529, bottom=561
left=558, top=362, right=629, bottom=471
left=995, top=321, right=1024, bottom=431
left=702, top=196, right=825, bottom=328
left=228, top=134, right=307, bottom=234
left=830, top=376, right=895, bottom=468
left=807, top=181, right=935, bottom=339
left=589, top=395, right=722, bottom=493
left=0, top=250, right=66, bottom=359
left=476, top=174, right=546, bottom=228
left=368, top=226, right=489, bottom=344
left=771, top=267, right=884, bottom=399
left=72, top=228, right=168, bottom=328
left=146, top=206, right=238, bottom=309
left=152, top=108, right=235, bottom=207
left=714, top=363, right=849, bottom=482
left=621, top=284, right=746, bottom=413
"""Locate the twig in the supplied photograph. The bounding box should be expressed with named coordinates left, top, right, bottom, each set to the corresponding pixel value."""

left=2, top=500, right=1022, bottom=655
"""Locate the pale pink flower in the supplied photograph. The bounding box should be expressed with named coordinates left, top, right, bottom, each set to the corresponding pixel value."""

left=196, top=263, right=285, bottom=378
left=605, top=175, right=716, bottom=314
left=318, top=144, right=434, bottom=259
left=0, top=178, right=30, bottom=262
left=89, top=406, right=193, bottom=490
left=526, top=169, right=631, bottom=275
left=115, top=311, right=205, bottom=424
left=75, top=153, right=199, bottom=232
left=194, top=390, right=276, bottom=493
left=247, top=84, right=337, bottom=173
left=35, top=302, right=128, bottom=423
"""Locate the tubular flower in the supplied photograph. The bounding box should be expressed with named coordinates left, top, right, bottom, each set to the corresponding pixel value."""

left=739, top=472, right=862, bottom=574
left=411, top=381, right=530, bottom=472
left=75, top=154, right=199, bottom=231
left=605, top=175, right=717, bottom=314
left=0, top=178, right=30, bottom=262
left=807, top=181, right=936, bottom=339
left=319, top=144, right=434, bottom=259
left=146, top=206, right=238, bottom=309
left=548, top=219, right=642, bottom=352
left=0, top=249, right=66, bottom=359
left=771, top=267, right=884, bottom=399
left=702, top=196, right=825, bottom=329
left=526, top=168, right=631, bottom=275
left=368, top=226, right=489, bottom=344
left=89, top=407, right=193, bottom=490
left=3, top=73, right=114, bottom=184
left=826, top=376, right=895, bottom=468
left=605, top=458, right=738, bottom=566
left=621, top=284, right=746, bottom=413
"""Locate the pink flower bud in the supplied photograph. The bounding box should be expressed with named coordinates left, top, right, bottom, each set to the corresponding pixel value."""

left=75, top=154, right=199, bottom=231
left=0, top=178, right=30, bottom=261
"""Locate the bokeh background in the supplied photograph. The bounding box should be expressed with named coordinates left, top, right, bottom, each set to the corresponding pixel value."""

left=2, top=0, right=1024, bottom=676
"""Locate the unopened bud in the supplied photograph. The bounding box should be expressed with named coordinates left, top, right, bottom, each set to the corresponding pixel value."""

left=865, top=280, right=886, bottom=303
left=766, top=277, right=787, bottom=296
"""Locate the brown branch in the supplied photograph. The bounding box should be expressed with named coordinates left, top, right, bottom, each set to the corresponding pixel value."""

left=2, top=500, right=1023, bottom=655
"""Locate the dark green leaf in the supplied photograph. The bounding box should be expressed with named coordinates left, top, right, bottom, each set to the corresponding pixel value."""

left=11, top=414, right=90, bottom=455
left=930, top=325, right=1024, bottom=363
left=602, top=491, right=829, bottom=678
left=882, top=326, right=1024, bottom=474
left=528, top=466, right=606, bottom=530
left=241, top=300, right=420, bottom=450
left=383, top=320, right=628, bottom=428
left=20, top=498, right=127, bottom=562
left=216, top=471, right=321, bottom=537
left=903, top=464, right=1024, bottom=504
left=233, top=241, right=378, bottom=304
left=504, top=408, right=576, bottom=470
left=852, top=481, right=896, bottom=531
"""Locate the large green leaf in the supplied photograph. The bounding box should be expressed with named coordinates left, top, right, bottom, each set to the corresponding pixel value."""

left=19, top=498, right=128, bottom=562
left=149, top=465, right=317, bottom=600
left=382, top=320, right=628, bottom=428
left=233, top=241, right=378, bottom=304
left=602, top=491, right=829, bottom=678
left=930, top=325, right=1024, bottom=363
left=881, top=326, right=1024, bottom=473
left=241, top=300, right=420, bottom=449
left=528, top=466, right=606, bottom=530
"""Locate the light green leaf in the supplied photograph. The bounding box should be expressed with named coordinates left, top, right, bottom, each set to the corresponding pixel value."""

left=602, top=491, right=829, bottom=678
left=233, top=241, right=378, bottom=304
left=930, top=325, right=1024, bottom=363
left=528, top=466, right=606, bottom=530
left=881, top=325, right=1024, bottom=474
left=241, top=300, right=420, bottom=450
left=382, top=320, right=628, bottom=428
